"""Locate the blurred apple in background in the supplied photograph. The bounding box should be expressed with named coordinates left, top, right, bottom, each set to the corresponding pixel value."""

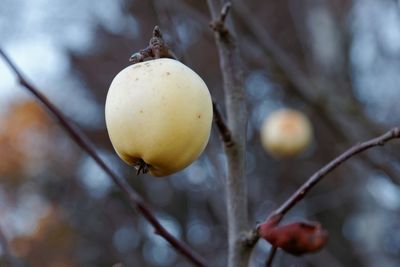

left=261, top=108, right=313, bottom=158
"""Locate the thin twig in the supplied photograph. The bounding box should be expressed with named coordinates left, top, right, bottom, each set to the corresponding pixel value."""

left=207, top=1, right=249, bottom=267
left=0, top=49, right=207, bottom=267
left=265, top=247, right=277, bottom=267
left=219, top=2, right=231, bottom=22
left=209, top=2, right=232, bottom=34
left=212, top=102, right=233, bottom=147
left=273, top=127, right=400, bottom=218
left=246, top=127, right=400, bottom=246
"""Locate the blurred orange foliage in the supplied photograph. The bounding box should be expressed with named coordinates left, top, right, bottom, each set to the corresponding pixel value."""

left=11, top=206, right=79, bottom=267
left=0, top=100, right=54, bottom=182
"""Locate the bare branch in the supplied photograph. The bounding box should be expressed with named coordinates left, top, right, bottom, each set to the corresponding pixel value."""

left=0, top=48, right=207, bottom=267
left=273, top=127, right=400, bottom=218
left=209, top=2, right=232, bottom=34
left=265, top=247, right=277, bottom=267
left=207, top=1, right=249, bottom=267
left=212, top=101, right=234, bottom=147
left=246, top=127, right=400, bottom=247
left=220, top=2, right=232, bottom=22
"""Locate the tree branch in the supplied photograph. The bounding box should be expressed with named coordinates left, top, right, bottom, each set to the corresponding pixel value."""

left=273, top=127, right=400, bottom=218
left=212, top=102, right=234, bottom=147
left=0, top=49, right=207, bottom=267
left=207, top=1, right=249, bottom=267
left=265, top=247, right=277, bottom=267
left=245, top=127, right=400, bottom=246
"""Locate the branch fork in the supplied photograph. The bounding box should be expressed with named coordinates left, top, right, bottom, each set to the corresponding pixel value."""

left=209, top=2, right=232, bottom=36
left=248, top=127, right=400, bottom=266
left=207, top=1, right=248, bottom=266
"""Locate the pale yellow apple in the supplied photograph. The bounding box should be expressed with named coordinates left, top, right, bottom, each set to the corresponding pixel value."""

left=261, top=109, right=313, bottom=158
left=105, top=58, right=213, bottom=176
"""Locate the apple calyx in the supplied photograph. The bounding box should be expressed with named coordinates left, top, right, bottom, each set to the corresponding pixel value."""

left=135, top=159, right=150, bottom=175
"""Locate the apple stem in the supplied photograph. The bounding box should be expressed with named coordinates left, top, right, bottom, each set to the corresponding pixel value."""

left=129, top=26, right=177, bottom=64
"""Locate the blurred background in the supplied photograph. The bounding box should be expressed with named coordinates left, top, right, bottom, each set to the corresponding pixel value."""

left=1, top=0, right=400, bottom=266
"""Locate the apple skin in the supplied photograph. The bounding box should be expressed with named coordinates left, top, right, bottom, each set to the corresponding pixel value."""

left=261, top=109, right=313, bottom=158
left=105, top=58, right=213, bottom=176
